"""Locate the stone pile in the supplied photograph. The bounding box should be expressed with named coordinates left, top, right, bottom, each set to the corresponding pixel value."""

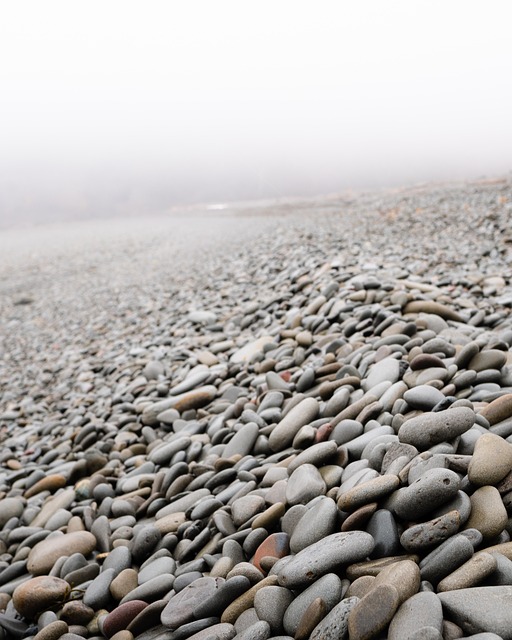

left=2, top=178, right=512, bottom=639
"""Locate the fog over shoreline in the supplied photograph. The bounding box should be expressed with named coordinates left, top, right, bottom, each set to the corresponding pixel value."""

left=1, top=1, right=511, bottom=228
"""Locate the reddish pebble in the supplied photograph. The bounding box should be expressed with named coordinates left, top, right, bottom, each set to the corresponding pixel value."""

left=252, top=533, right=289, bottom=573
left=102, top=601, right=148, bottom=639
left=315, top=422, right=333, bottom=443
left=280, top=371, right=292, bottom=382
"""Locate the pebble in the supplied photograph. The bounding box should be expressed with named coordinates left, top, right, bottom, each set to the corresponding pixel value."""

left=438, top=586, right=512, bottom=638
left=102, top=601, right=148, bottom=639
left=464, top=486, right=508, bottom=540
left=27, top=532, right=97, bottom=576
left=388, top=591, right=443, bottom=640
left=277, top=532, right=375, bottom=588
left=467, top=433, right=512, bottom=485
left=12, top=576, right=70, bottom=619
left=347, top=583, right=400, bottom=640
left=309, top=596, right=359, bottom=640
left=398, top=407, right=476, bottom=450
left=268, top=398, right=319, bottom=452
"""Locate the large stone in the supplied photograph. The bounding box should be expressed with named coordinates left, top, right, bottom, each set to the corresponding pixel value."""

left=13, top=576, right=70, bottom=619
left=27, top=532, right=97, bottom=575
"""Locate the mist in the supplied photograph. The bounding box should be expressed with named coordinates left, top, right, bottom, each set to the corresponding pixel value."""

left=1, top=0, right=511, bottom=227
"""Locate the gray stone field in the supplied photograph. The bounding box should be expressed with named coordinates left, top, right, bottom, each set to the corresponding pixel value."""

left=2, top=177, right=512, bottom=639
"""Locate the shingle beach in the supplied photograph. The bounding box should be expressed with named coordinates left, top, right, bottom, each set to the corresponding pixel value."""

left=2, top=177, right=512, bottom=640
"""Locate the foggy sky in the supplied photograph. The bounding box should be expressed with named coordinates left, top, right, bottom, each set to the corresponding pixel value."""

left=1, top=1, right=512, bottom=226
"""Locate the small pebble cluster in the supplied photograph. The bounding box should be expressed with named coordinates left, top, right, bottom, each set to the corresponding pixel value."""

left=2, top=178, right=512, bottom=640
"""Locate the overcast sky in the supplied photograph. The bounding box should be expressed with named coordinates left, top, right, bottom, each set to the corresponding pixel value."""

left=1, top=1, right=511, bottom=225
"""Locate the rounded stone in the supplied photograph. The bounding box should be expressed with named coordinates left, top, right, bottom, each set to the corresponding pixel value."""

left=337, top=474, right=399, bottom=512
left=393, top=468, right=461, bottom=521
left=309, top=596, right=359, bottom=640
left=27, top=532, right=97, bottom=576
left=13, top=576, right=70, bottom=619
left=398, top=407, right=475, bottom=450
left=103, top=600, right=148, bottom=639
left=32, top=620, right=69, bottom=640
left=480, top=393, right=512, bottom=426
left=437, top=552, right=497, bottom=592
left=372, top=559, right=421, bottom=604
left=465, top=486, right=508, bottom=540
left=347, top=583, right=400, bottom=640
left=268, top=398, right=319, bottom=452
left=388, top=591, right=443, bottom=640
left=253, top=585, right=293, bottom=633
left=468, top=433, right=512, bottom=486
left=278, top=532, right=374, bottom=588
left=290, top=497, right=337, bottom=553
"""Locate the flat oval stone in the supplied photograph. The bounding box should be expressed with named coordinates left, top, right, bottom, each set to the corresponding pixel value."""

left=398, top=407, right=475, bottom=450
left=468, top=349, right=507, bottom=372
left=268, top=398, right=319, bottom=452
left=103, top=601, right=148, bottom=639
left=388, top=591, right=443, bottom=640
left=253, top=585, right=293, bottom=633
left=480, top=393, right=512, bottom=426
left=437, top=552, right=497, bottom=592
left=465, top=486, right=508, bottom=540
left=295, top=598, right=327, bottom=640
left=468, top=433, right=512, bottom=486
left=13, top=576, right=70, bottom=619
left=309, top=596, right=359, bottom=640
left=0, top=497, right=25, bottom=528
left=161, top=577, right=224, bottom=629
left=419, top=533, right=475, bottom=585
left=185, top=622, right=235, bottom=640
left=287, top=441, right=338, bottom=474
left=194, top=576, right=251, bottom=619
left=221, top=575, right=278, bottom=624
left=290, top=497, right=337, bottom=553
left=362, top=357, right=401, bottom=392
left=110, top=568, right=138, bottom=601
left=400, top=510, right=461, bottom=552
left=277, top=532, right=374, bottom=588
left=438, top=586, right=512, bottom=637
left=403, top=385, right=446, bottom=411
left=282, top=573, right=343, bottom=636
left=27, top=532, right=97, bottom=575
left=393, top=468, right=460, bottom=521
left=223, top=423, right=260, bottom=458
left=32, top=620, right=69, bottom=640
left=285, top=464, right=326, bottom=506
left=337, top=475, right=399, bottom=512
left=373, top=559, right=420, bottom=604
left=347, top=583, right=400, bottom=640
left=233, top=620, right=271, bottom=640
left=404, top=301, right=463, bottom=322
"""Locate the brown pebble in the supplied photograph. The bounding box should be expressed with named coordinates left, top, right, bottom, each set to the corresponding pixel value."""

left=372, top=560, right=420, bottom=604
left=480, top=393, right=512, bottom=425
left=27, top=532, right=96, bottom=575
left=59, top=600, right=95, bottom=625
left=465, top=486, right=508, bottom=539
left=24, top=475, right=67, bottom=499
left=437, top=552, right=497, bottom=592
left=468, top=433, right=512, bottom=486
left=345, top=575, right=376, bottom=599
left=347, top=555, right=420, bottom=580
left=110, top=568, right=139, bottom=601
left=409, top=353, right=447, bottom=370
left=13, top=576, right=70, bottom=619
left=348, top=583, right=400, bottom=640
left=295, top=597, right=327, bottom=640
left=337, top=475, right=399, bottom=511
left=341, top=502, right=378, bottom=531
left=32, top=620, right=69, bottom=640
left=110, top=631, right=134, bottom=640
left=0, top=593, right=10, bottom=612
left=251, top=502, right=285, bottom=530
left=442, top=619, right=464, bottom=639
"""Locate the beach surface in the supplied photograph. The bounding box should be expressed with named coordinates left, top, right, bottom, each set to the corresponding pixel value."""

left=2, top=177, right=512, bottom=639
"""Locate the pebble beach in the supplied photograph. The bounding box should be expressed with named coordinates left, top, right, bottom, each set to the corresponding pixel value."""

left=2, top=176, right=512, bottom=640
